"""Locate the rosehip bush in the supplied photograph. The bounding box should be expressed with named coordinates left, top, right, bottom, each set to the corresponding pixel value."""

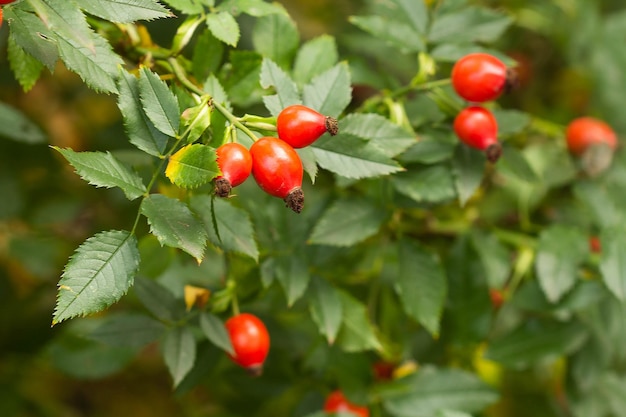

left=2, top=1, right=626, bottom=417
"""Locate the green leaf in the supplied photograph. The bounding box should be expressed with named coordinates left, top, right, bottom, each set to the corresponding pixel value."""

left=31, top=0, right=122, bottom=93
left=262, top=255, right=310, bottom=306
left=485, top=320, right=588, bottom=367
left=190, top=195, right=259, bottom=261
left=308, top=197, right=387, bottom=247
left=400, top=130, right=456, bottom=165
left=5, top=7, right=59, bottom=70
left=79, top=0, right=172, bottom=23
left=312, top=133, right=403, bottom=179
left=88, top=313, right=166, bottom=348
left=162, top=326, right=196, bottom=387
left=302, top=62, right=352, bottom=118
left=134, top=277, right=185, bottom=322
left=138, top=67, right=181, bottom=137
left=54, top=148, right=147, bottom=200
left=340, top=113, right=417, bottom=158
left=223, top=50, right=264, bottom=107
left=161, top=0, right=206, bottom=14
left=336, top=291, right=382, bottom=352
left=53, top=230, right=140, bottom=325
left=428, top=6, right=513, bottom=44
left=140, top=194, right=207, bottom=262
left=378, top=367, right=498, bottom=417
left=492, top=109, right=531, bottom=136
left=599, top=226, right=626, bottom=301
left=392, top=165, right=457, bottom=204
left=182, top=100, right=213, bottom=143
left=217, top=0, right=286, bottom=17
left=206, top=11, right=240, bottom=47
left=350, top=15, right=425, bottom=53
left=470, top=230, right=512, bottom=289
left=497, top=145, right=539, bottom=183
left=199, top=312, right=234, bottom=355
left=117, top=70, right=171, bottom=157
left=47, top=331, right=135, bottom=379
left=536, top=225, right=588, bottom=303
left=391, top=0, right=429, bottom=34
left=7, top=35, right=44, bottom=92
left=165, top=144, right=219, bottom=189
left=308, top=277, right=343, bottom=344
left=0, top=102, right=46, bottom=144
left=397, top=239, right=447, bottom=337
left=452, top=145, right=485, bottom=206
left=192, top=31, right=224, bottom=81
left=260, top=58, right=301, bottom=116
left=293, top=35, right=339, bottom=86
left=56, top=31, right=122, bottom=93
left=252, top=13, right=299, bottom=69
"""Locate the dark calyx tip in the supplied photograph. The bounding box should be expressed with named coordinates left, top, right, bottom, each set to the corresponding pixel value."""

left=215, top=177, right=232, bottom=197
left=245, top=364, right=264, bottom=377
left=284, top=187, right=304, bottom=213
left=504, top=67, right=520, bottom=94
left=325, top=116, right=339, bottom=136
left=485, top=143, right=503, bottom=163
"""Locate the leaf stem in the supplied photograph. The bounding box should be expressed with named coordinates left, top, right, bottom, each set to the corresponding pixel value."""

left=358, top=78, right=452, bottom=112
left=167, top=57, right=260, bottom=142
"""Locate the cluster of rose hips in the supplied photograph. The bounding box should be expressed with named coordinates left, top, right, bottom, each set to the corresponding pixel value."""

left=215, top=104, right=338, bottom=213
left=451, top=52, right=619, bottom=168
left=451, top=52, right=513, bottom=162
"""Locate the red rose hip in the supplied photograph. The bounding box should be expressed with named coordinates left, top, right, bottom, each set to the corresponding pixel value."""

left=225, top=313, right=270, bottom=376
left=277, top=104, right=338, bottom=148
left=324, top=390, right=369, bottom=417
left=452, top=53, right=510, bottom=103
left=250, top=136, right=304, bottom=213
left=215, top=142, right=252, bottom=197
left=565, top=117, right=618, bottom=156
left=454, top=106, right=501, bottom=162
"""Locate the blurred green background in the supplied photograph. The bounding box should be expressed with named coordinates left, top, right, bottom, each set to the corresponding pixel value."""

left=1, top=0, right=626, bottom=416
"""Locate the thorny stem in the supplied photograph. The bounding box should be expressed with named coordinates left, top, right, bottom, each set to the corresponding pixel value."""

left=167, top=57, right=260, bottom=142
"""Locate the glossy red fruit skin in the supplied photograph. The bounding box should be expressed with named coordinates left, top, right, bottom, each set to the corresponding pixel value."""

left=215, top=142, right=252, bottom=197
left=0, top=0, right=17, bottom=5
left=454, top=106, right=501, bottom=162
left=250, top=136, right=304, bottom=213
left=277, top=104, right=338, bottom=148
left=452, top=53, right=508, bottom=103
left=225, top=313, right=270, bottom=375
left=566, top=117, right=618, bottom=156
left=324, top=390, right=369, bottom=417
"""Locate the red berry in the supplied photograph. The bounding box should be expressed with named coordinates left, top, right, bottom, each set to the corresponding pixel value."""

left=225, top=313, right=270, bottom=376
left=565, top=117, right=618, bottom=156
left=589, top=236, right=601, bottom=254
left=454, top=106, right=502, bottom=162
left=0, top=0, right=17, bottom=4
left=489, top=288, right=504, bottom=310
left=452, top=53, right=509, bottom=103
left=250, top=136, right=304, bottom=213
left=324, top=390, right=369, bottom=417
left=215, top=142, right=252, bottom=197
left=277, top=104, right=338, bottom=148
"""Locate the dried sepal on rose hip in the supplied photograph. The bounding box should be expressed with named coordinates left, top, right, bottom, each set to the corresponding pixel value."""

left=453, top=106, right=502, bottom=163
left=225, top=313, right=270, bottom=376
left=214, top=142, right=252, bottom=197
left=250, top=136, right=304, bottom=213
left=277, top=104, right=339, bottom=148
left=452, top=53, right=516, bottom=103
